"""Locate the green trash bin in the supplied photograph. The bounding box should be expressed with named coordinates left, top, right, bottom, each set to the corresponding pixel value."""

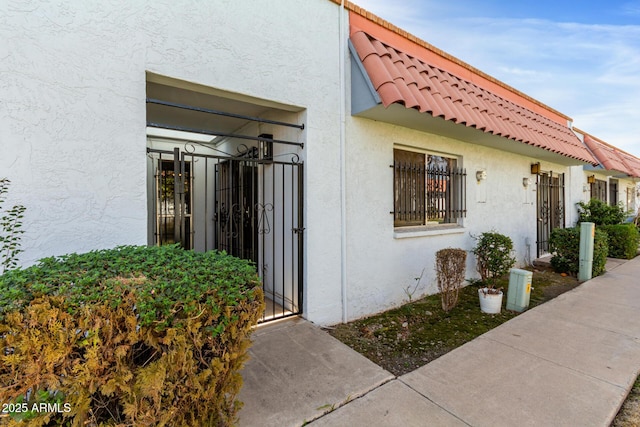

left=506, top=268, right=532, bottom=312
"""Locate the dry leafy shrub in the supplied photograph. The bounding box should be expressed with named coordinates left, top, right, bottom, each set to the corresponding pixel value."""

left=0, top=245, right=264, bottom=426
left=436, top=248, right=466, bottom=312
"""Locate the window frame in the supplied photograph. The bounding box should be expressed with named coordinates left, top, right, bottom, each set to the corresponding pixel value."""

left=609, top=179, right=619, bottom=207
left=590, top=179, right=607, bottom=203
left=393, top=146, right=466, bottom=229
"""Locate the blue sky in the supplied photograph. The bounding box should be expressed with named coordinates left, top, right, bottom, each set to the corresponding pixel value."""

left=352, top=0, right=640, bottom=157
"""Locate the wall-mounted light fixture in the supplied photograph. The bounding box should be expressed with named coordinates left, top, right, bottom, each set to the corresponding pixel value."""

left=530, top=162, right=541, bottom=175
left=476, top=170, right=487, bottom=182
left=587, top=175, right=596, bottom=184
left=522, top=177, right=531, bottom=188
left=259, top=133, right=273, bottom=161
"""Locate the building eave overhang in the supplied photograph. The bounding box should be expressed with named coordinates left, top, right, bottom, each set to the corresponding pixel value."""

left=574, top=128, right=640, bottom=179
left=349, top=32, right=597, bottom=166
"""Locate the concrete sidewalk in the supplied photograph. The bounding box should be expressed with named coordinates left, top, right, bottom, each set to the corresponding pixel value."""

left=237, top=317, right=393, bottom=426
left=239, top=257, right=640, bottom=426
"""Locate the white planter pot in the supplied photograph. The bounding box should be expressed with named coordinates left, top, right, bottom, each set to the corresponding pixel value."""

left=478, top=288, right=503, bottom=314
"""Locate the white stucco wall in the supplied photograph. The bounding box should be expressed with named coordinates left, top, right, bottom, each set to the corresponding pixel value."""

left=579, top=169, right=639, bottom=214
left=569, top=166, right=591, bottom=220
left=6, top=1, right=635, bottom=326
left=2, top=0, right=345, bottom=323
left=342, top=116, right=581, bottom=321
left=630, top=182, right=640, bottom=215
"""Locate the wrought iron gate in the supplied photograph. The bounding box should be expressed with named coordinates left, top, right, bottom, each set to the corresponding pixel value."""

left=148, top=145, right=303, bottom=323
left=536, top=171, right=565, bottom=257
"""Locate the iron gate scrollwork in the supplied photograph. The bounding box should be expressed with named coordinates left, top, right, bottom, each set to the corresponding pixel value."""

left=536, top=171, right=565, bottom=257
left=215, top=150, right=259, bottom=263
left=148, top=144, right=303, bottom=323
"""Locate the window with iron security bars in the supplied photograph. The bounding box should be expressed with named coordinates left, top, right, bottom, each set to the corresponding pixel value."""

left=393, top=149, right=466, bottom=227
left=590, top=179, right=607, bottom=203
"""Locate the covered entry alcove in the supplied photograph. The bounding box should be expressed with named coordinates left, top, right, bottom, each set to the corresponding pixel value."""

left=145, top=74, right=305, bottom=322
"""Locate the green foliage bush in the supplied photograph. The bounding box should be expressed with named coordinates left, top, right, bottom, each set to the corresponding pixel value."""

left=0, top=178, right=26, bottom=273
left=577, top=198, right=625, bottom=225
left=549, top=227, right=609, bottom=277
left=471, top=232, right=516, bottom=287
left=599, top=224, right=639, bottom=259
left=592, top=229, right=609, bottom=276
left=0, top=245, right=264, bottom=426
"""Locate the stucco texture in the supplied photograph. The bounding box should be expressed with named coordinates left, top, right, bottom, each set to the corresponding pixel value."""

left=1, top=0, right=346, bottom=324
left=343, top=116, right=578, bottom=321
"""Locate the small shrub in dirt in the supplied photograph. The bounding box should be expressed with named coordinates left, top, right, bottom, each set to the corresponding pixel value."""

left=436, top=248, right=466, bottom=312
left=471, top=232, right=516, bottom=288
left=0, top=245, right=264, bottom=426
left=549, top=227, right=608, bottom=277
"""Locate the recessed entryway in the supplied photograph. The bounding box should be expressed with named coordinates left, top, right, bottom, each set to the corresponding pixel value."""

left=145, top=74, right=306, bottom=323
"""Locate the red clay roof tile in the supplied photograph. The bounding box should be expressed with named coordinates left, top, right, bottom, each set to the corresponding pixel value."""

left=351, top=30, right=597, bottom=164
left=582, top=134, right=640, bottom=178
left=347, top=7, right=573, bottom=124
left=621, top=153, right=640, bottom=177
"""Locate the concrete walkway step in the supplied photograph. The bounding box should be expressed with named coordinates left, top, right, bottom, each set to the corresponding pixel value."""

left=240, top=256, right=640, bottom=426
left=238, top=317, right=393, bottom=427
left=404, top=257, right=640, bottom=426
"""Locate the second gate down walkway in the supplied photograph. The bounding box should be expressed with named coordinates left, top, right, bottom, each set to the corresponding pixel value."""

left=240, top=256, right=640, bottom=426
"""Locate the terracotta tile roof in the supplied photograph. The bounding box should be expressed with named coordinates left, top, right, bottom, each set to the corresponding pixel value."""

left=350, top=30, right=598, bottom=165
left=345, top=3, right=572, bottom=123
left=582, top=133, right=640, bottom=178
left=619, top=152, right=640, bottom=178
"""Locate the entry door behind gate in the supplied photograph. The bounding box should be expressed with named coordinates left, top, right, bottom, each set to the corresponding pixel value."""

left=536, top=171, right=565, bottom=257
left=149, top=146, right=303, bottom=323
left=213, top=155, right=304, bottom=323
left=215, top=159, right=258, bottom=264
left=146, top=94, right=306, bottom=324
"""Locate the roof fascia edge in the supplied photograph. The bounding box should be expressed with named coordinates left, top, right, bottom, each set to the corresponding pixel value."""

left=348, top=38, right=381, bottom=114
left=582, top=164, right=631, bottom=178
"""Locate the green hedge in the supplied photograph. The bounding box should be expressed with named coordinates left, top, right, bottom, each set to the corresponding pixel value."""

left=0, top=245, right=264, bottom=426
left=577, top=198, right=626, bottom=225
left=599, top=224, right=640, bottom=260
left=549, top=227, right=608, bottom=277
